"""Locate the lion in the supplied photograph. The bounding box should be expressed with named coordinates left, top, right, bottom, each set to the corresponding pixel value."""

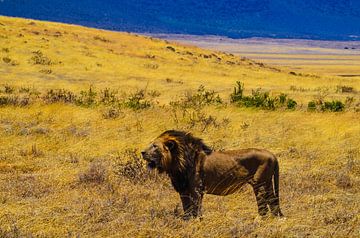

left=141, top=130, right=283, bottom=219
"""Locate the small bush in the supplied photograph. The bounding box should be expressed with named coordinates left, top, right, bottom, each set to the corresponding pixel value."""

left=79, top=160, right=107, bottom=184
left=308, top=101, right=317, bottom=111
left=279, top=93, right=287, bottom=104
left=4, top=85, right=15, bottom=94
left=39, top=69, right=52, bottom=74
left=114, top=149, right=153, bottom=184
left=93, top=35, right=111, bottom=43
left=30, top=50, right=52, bottom=65
left=322, top=100, right=345, bottom=112
left=144, top=63, right=159, bottom=69
left=99, top=88, right=119, bottom=105
left=19, top=87, right=31, bottom=93
left=308, top=100, right=345, bottom=112
left=171, top=85, right=222, bottom=109
left=2, top=57, right=11, bottom=64
left=336, top=85, right=354, bottom=93
left=43, top=89, right=77, bottom=104
left=0, top=95, right=30, bottom=107
left=0, top=95, right=16, bottom=106
left=77, top=86, right=97, bottom=106
left=102, top=107, right=122, bottom=119
left=230, top=81, right=244, bottom=103
left=287, top=99, right=297, bottom=110
left=147, top=90, right=161, bottom=98
left=166, top=46, right=176, bottom=52
left=124, top=90, right=152, bottom=110
left=244, top=89, right=275, bottom=109
left=230, top=81, right=297, bottom=110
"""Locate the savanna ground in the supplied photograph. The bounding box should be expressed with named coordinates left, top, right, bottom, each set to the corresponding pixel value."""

left=0, top=16, right=359, bottom=237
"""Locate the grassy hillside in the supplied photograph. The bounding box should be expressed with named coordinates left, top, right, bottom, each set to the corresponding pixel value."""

left=0, top=16, right=359, bottom=237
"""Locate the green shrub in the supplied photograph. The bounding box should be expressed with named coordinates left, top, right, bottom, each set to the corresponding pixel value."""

left=235, top=88, right=275, bottom=110
left=308, top=101, right=317, bottom=111
left=308, top=100, right=345, bottom=112
left=321, top=100, right=345, bottom=112
left=230, top=81, right=297, bottom=110
left=99, top=88, right=119, bottom=105
left=170, top=85, right=222, bottom=109
left=287, top=99, right=297, bottom=110
left=279, top=93, right=287, bottom=104
left=124, top=90, right=151, bottom=110
left=230, top=81, right=244, bottom=103
left=77, top=86, right=97, bottom=106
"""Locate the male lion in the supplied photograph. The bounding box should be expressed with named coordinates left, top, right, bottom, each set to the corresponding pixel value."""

left=141, top=130, right=283, bottom=219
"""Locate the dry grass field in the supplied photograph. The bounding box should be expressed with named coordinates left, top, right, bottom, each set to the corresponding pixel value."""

left=0, top=16, right=360, bottom=237
left=158, top=34, right=360, bottom=77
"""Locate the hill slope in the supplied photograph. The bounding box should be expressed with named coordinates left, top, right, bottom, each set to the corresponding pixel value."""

left=1, top=0, right=360, bottom=40
left=0, top=16, right=360, bottom=237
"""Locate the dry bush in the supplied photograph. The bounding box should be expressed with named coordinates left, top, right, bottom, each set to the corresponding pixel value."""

left=79, top=160, right=107, bottom=184
left=0, top=95, right=31, bottom=107
left=93, top=35, right=112, bottom=43
left=102, top=107, right=123, bottom=119
left=29, top=50, right=53, bottom=65
left=43, top=89, right=77, bottom=104
left=336, top=85, right=355, bottom=93
left=114, top=149, right=160, bottom=184
left=170, top=107, right=230, bottom=133
left=170, top=85, right=223, bottom=109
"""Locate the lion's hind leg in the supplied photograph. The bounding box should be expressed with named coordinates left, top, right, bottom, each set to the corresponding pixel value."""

left=265, top=181, right=283, bottom=217
left=251, top=182, right=269, bottom=216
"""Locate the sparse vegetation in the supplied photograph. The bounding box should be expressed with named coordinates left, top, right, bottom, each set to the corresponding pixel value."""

left=93, top=35, right=112, bottom=43
left=307, top=99, right=345, bottom=112
left=79, top=160, right=107, bottom=184
left=336, top=85, right=355, bottom=93
left=29, top=50, right=53, bottom=65
left=230, top=81, right=298, bottom=110
left=124, top=89, right=152, bottom=110
left=114, top=149, right=157, bottom=183
left=170, top=85, right=222, bottom=109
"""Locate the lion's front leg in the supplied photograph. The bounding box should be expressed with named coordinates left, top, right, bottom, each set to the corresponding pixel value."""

left=179, top=189, right=203, bottom=219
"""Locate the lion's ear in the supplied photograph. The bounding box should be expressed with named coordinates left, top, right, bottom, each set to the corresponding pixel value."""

left=164, top=140, right=176, bottom=152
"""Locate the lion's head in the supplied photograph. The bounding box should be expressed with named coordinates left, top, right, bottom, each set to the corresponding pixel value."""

left=141, top=130, right=212, bottom=173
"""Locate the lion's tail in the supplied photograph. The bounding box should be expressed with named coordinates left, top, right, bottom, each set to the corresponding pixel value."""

left=273, top=158, right=283, bottom=216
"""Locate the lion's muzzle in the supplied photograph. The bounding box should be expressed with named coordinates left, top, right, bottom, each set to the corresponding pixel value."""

left=141, top=151, right=159, bottom=170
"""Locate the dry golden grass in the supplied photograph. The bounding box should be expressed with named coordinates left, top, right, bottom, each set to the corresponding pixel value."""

left=0, top=16, right=360, bottom=237
left=164, top=35, right=360, bottom=77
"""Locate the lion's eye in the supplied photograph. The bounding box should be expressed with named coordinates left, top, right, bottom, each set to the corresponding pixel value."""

left=152, top=144, right=158, bottom=149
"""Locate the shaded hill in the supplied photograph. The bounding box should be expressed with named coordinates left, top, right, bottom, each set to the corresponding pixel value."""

left=1, top=0, right=360, bottom=40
